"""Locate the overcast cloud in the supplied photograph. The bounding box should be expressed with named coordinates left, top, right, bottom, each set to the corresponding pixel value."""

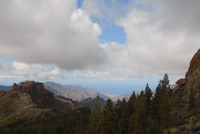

left=0, top=0, right=200, bottom=81
left=0, top=0, right=105, bottom=70
left=82, top=0, right=200, bottom=78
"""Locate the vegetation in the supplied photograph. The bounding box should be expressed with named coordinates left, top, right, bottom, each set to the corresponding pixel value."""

left=1, top=73, right=196, bottom=134
left=0, top=108, right=91, bottom=134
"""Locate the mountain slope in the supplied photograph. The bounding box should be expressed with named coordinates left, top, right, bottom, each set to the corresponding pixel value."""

left=80, top=96, right=106, bottom=112
left=0, top=81, right=84, bottom=127
left=169, top=49, right=200, bottom=133
left=44, top=82, right=114, bottom=101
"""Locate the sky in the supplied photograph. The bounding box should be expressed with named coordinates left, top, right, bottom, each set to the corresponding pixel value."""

left=0, top=0, right=200, bottom=95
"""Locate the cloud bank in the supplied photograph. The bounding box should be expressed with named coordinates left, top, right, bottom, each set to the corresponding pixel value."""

left=83, top=0, right=200, bottom=78
left=0, top=0, right=200, bottom=81
left=0, top=0, right=105, bottom=70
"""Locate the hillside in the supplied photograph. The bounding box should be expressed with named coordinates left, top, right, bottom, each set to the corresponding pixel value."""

left=168, top=49, right=200, bottom=133
left=0, top=81, right=87, bottom=128
left=80, top=96, right=106, bottom=112
left=1, top=50, right=200, bottom=134
left=44, top=82, right=114, bottom=101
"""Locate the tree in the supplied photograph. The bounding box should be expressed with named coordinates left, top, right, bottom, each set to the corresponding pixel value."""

left=150, top=81, right=162, bottom=122
left=97, top=99, right=118, bottom=134
left=120, top=92, right=136, bottom=134
left=162, top=73, right=170, bottom=87
left=159, top=87, right=171, bottom=128
left=133, top=91, right=147, bottom=134
left=160, top=74, right=171, bottom=128
left=95, top=96, right=101, bottom=112
left=114, top=98, right=126, bottom=122
left=185, top=71, right=189, bottom=79
left=150, top=74, right=171, bottom=132
left=87, top=112, right=102, bottom=134
left=145, top=83, right=153, bottom=115
left=87, top=96, right=102, bottom=134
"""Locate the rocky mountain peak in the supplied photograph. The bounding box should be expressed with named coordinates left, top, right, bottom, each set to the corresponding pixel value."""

left=176, top=49, right=200, bottom=89
left=12, top=81, right=55, bottom=108
left=188, top=49, right=200, bottom=77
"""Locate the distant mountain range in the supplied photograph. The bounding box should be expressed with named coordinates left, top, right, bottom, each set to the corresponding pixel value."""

left=44, top=82, right=117, bottom=101
left=112, top=93, right=132, bottom=102
left=0, top=85, right=12, bottom=90
left=1, top=82, right=135, bottom=102
left=0, top=81, right=88, bottom=127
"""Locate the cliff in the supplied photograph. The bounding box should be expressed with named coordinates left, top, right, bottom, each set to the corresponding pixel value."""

left=170, top=49, right=200, bottom=133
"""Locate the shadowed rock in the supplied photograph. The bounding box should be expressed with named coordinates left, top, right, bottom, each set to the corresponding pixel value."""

left=188, top=49, right=200, bottom=77
left=12, top=81, right=55, bottom=108
left=176, top=78, right=187, bottom=88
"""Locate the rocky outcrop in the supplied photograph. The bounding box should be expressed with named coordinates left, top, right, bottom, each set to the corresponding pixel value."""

left=12, top=81, right=55, bottom=108
left=185, top=49, right=200, bottom=91
left=176, top=78, right=187, bottom=88
left=188, top=49, right=200, bottom=77
left=0, top=81, right=84, bottom=127
left=170, top=49, right=200, bottom=133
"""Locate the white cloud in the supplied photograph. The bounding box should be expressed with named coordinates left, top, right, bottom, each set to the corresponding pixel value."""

left=12, top=61, right=66, bottom=80
left=82, top=0, right=134, bottom=22
left=0, top=0, right=200, bottom=82
left=114, top=1, right=200, bottom=77
left=81, top=0, right=200, bottom=79
left=0, top=60, right=65, bottom=81
left=0, top=0, right=105, bottom=70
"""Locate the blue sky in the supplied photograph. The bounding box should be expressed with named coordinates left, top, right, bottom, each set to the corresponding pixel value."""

left=0, top=0, right=199, bottom=95
left=77, top=0, right=127, bottom=44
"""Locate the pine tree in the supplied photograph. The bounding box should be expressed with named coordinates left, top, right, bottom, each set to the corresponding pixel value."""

left=162, top=73, right=169, bottom=87
left=159, top=74, right=171, bottom=128
left=95, top=96, right=101, bottom=112
left=97, top=99, right=118, bottom=134
left=145, top=83, right=153, bottom=115
left=133, top=91, right=147, bottom=134
left=87, top=112, right=101, bottom=134
left=150, top=74, right=171, bottom=132
left=87, top=96, right=102, bottom=134
left=150, top=81, right=162, bottom=122
left=114, top=98, right=126, bottom=122
left=160, top=87, right=171, bottom=128
left=185, top=71, right=189, bottom=79
left=120, top=92, right=136, bottom=134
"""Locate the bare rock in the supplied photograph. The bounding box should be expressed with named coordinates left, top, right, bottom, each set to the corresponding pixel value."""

left=188, top=49, right=200, bottom=77
left=12, top=81, right=55, bottom=108
left=176, top=78, right=187, bottom=87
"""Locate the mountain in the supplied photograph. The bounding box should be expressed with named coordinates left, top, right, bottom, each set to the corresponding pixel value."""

left=112, top=93, right=132, bottom=102
left=44, top=82, right=116, bottom=101
left=168, top=49, right=200, bottom=133
left=0, top=85, right=12, bottom=90
left=111, top=90, right=145, bottom=102
left=0, top=81, right=87, bottom=128
left=80, top=96, right=106, bottom=112
left=1, top=50, right=200, bottom=133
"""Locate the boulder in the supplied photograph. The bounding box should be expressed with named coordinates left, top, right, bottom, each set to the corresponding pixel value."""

left=176, top=78, right=187, bottom=87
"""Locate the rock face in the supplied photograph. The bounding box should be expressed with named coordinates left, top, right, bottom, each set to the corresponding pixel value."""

left=176, top=78, right=187, bottom=88
left=0, top=81, right=82, bottom=127
left=170, top=49, right=200, bottom=133
left=185, top=49, right=200, bottom=91
left=188, top=49, right=200, bottom=76
left=12, top=81, right=55, bottom=108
